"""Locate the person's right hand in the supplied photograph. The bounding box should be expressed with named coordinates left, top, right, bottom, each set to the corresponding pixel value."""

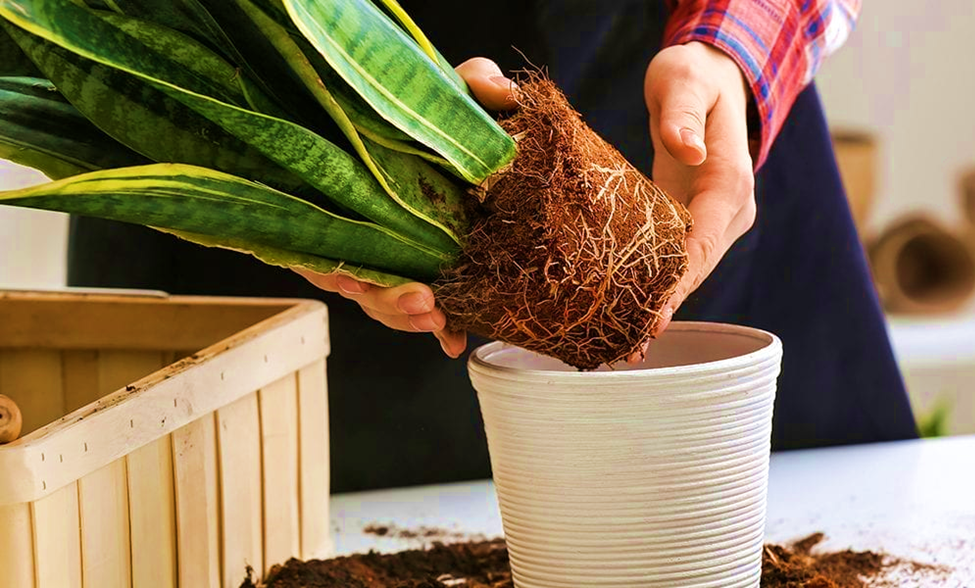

left=296, top=57, right=517, bottom=358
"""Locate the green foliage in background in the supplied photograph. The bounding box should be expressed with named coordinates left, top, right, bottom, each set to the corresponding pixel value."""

left=916, top=396, right=953, bottom=438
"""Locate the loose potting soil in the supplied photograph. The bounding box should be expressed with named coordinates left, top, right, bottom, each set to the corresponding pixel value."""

left=242, top=533, right=946, bottom=587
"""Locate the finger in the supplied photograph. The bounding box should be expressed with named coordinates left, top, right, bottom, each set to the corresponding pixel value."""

left=658, top=189, right=749, bottom=331
left=626, top=342, right=649, bottom=365
left=295, top=269, right=438, bottom=317
left=651, top=305, right=677, bottom=339
left=434, top=329, right=468, bottom=359
left=647, top=76, right=709, bottom=167
left=348, top=283, right=438, bottom=317
left=361, top=305, right=447, bottom=333
left=294, top=268, right=372, bottom=295
left=455, top=57, right=518, bottom=111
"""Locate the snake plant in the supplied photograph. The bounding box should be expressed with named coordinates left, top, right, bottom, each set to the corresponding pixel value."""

left=0, top=0, right=513, bottom=285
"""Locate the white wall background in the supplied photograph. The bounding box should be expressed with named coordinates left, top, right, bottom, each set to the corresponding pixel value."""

left=816, top=1, right=975, bottom=232
left=0, top=164, right=67, bottom=289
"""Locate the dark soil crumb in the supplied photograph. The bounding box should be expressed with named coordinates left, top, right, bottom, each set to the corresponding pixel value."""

left=363, top=524, right=391, bottom=537
left=363, top=523, right=475, bottom=542
left=242, top=534, right=950, bottom=588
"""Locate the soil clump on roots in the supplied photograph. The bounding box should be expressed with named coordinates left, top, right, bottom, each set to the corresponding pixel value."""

left=434, top=76, right=692, bottom=370
left=243, top=534, right=946, bottom=587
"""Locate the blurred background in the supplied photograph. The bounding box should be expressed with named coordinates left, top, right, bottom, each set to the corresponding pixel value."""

left=2, top=2, right=974, bottom=436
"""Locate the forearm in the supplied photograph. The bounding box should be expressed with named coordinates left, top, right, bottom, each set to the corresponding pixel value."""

left=663, top=0, right=862, bottom=168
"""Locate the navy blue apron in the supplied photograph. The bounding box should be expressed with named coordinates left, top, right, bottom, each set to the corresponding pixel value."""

left=68, top=0, right=917, bottom=493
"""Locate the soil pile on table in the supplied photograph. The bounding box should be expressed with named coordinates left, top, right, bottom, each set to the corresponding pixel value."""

left=243, top=540, right=510, bottom=588
left=243, top=533, right=943, bottom=587
left=762, top=532, right=884, bottom=587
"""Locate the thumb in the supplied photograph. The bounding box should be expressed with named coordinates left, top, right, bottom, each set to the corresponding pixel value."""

left=454, top=57, right=518, bottom=111
left=650, top=83, right=709, bottom=166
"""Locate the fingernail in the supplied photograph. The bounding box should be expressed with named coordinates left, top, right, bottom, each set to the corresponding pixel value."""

left=680, top=128, right=706, bottom=154
left=489, top=75, right=517, bottom=91
left=336, top=275, right=367, bottom=294
left=398, top=291, right=433, bottom=314
left=656, top=306, right=675, bottom=335
left=439, top=337, right=453, bottom=357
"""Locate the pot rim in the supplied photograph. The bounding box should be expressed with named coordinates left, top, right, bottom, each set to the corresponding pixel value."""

left=469, top=321, right=781, bottom=381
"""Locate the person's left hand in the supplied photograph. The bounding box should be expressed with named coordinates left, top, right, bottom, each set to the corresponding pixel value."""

left=295, top=58, right=517, bottom=359
left=635, top=41, right=758, bottom=358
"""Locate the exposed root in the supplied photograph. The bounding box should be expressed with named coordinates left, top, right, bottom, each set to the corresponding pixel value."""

left=435, top=74, right=691, bottom=370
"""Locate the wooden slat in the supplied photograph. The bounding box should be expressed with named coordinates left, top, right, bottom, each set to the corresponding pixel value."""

left=218, top=393, right=264, bottom=588
left=79, top=460, right=131, bottom=587
left=127, top=436, right=177, bottom=588
left=62, top=350, right=100, bottom=414
left=259, top=375, right=300, bottom=572
left=0, top=303, right=328, bottom=507
left=0, top=294, right=294, bottom=351
left=32, top=482, right=82, bottom=588
left=0, top=350, right=64, bottom=436
left=173, top=415, right=221, bottom=588
left=297, top=359, right=331, bottom=559
left=0, top=502, right=35, bottom=588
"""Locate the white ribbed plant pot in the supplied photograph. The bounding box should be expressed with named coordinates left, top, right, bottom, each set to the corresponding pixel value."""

left=468, top=322, right=783, bottom=588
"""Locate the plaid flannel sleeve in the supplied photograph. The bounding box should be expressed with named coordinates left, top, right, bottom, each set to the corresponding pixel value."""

left=664, top=0, right=861, bottom=169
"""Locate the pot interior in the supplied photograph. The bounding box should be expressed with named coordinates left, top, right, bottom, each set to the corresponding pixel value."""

left=476, top=322, right=775, bottom=373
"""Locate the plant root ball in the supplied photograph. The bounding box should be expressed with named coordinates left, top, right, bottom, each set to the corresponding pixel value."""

left=435, top=75, right=692, bottom=370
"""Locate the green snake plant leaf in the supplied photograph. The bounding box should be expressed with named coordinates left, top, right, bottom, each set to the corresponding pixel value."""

left=0, top=144, right=87, bottom=180
left=232, top=0, right=466, bottom=243
left=88, top=0, right=251, bottom=65
left=160, top=227, right=411, bottom=287
left=0, top=1, right=459, bottom=252
left=0, top=164, right=450, bottom=280
left=3, top=24, right=308, bottom=193
left=296, top=34, right=458, bottom=172
left=372, top=0, right=465, bottom=91
left=0, top=76, right=149, bottom=178
left=93, top=11, right=292, bottom=119
left=96, top=0, right=313, bottom=121
left=94, top=12, right=249, bottom=107
left=0, top=20, right=40, bottom=76
left=191, top=0, right=341, bottom=132
left=282, top=0, right=516, bottom=184
left=363, top=136, right=469, bottom=239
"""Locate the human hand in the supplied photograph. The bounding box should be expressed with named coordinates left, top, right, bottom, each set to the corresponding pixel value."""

left=643, top=41, right=757, bottom=341
left=296, top=58, right=517, bottom=358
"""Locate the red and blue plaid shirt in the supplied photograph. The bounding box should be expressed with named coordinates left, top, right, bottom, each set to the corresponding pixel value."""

left=665, top=0, right=861, bottom=168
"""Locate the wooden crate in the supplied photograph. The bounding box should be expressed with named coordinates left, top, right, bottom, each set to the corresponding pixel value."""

left=0, top=291, right=331, bottom=588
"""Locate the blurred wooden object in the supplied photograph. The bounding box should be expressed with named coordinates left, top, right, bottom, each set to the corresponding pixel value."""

left=961, top=167, right=975, bottom=227
left=868, top=216, right=975, bottom=314
left=0, top=394, right=23, bottom=444
left=961, top=168, right=975, bottom=255
left=0, top=291, right=331, bottom=588
left=833, top=129, right=878, bottom=238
